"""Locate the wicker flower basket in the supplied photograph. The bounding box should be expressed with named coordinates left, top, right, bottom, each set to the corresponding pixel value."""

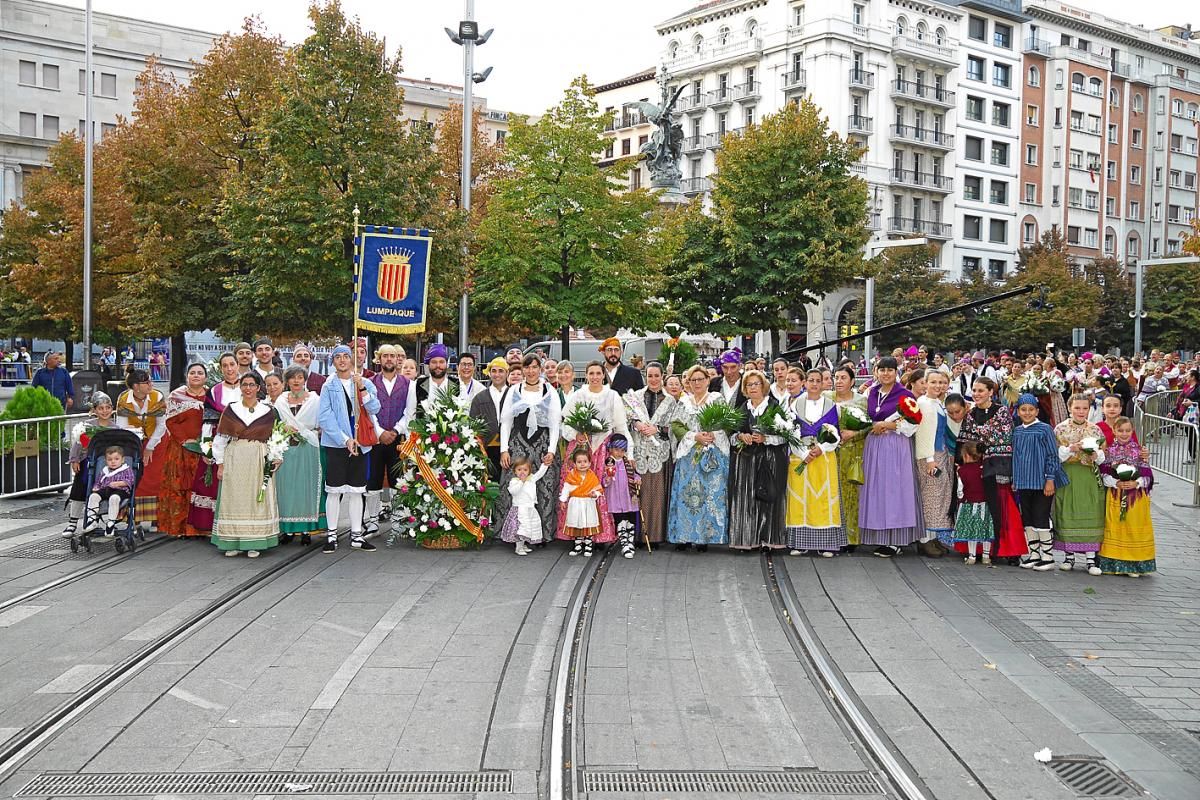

left=419, top=534, right=465, bottom=550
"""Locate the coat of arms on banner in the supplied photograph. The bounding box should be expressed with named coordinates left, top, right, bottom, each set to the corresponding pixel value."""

left=377, top=247, right=414, bottom=304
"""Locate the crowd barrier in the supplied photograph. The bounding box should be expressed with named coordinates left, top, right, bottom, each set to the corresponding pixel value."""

left=0, top=413, right=88, bottom=499
left=1135, top=392, right=1199, bottom=508
left=0, top=364, right=33, bottom=384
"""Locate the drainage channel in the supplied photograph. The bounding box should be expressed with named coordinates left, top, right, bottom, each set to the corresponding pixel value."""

left=16, top=770, right=513, bottom=796
left=582, top=769, right=884, bottom=795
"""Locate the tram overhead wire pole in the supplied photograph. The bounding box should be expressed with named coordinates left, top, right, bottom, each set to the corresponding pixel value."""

left=446, top=1, right=493, bottom=358
left=82, top=0, right=94, bottom=369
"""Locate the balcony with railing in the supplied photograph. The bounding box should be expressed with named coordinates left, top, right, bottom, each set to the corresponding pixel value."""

left=888, top=216, right=952, bottom=239
left=732, top=81, right=761, bottom=102
left=889, top=79, right=955, bottom=107
left=1023, top=37, right=1051, bottom=56
left=708, top=86, right=735, bottom=107
left=782, top=68, right=807, bottom=92
left=603, top=115, right=618, bottom=132
left=848, top=68, right=875, bottom=89
left=677, top=92, right=707, bottom=113
left=888, top=124, right=954, bottom=150
left=664, top=35, right=763, bottom=73
left=848, top=114, right=873, bottom=134
left=891, top=35, right=957, bottom=66
left=619, top=110, right=648, bottom=129
left=889, top=168, right=953, bottom=193
left=1052, top=45, right=1108, bottom=69
left=682, top=135, right=706, bottom=154
left=704, top=131, right=724, bottom=150
left=681, top=176, right=711, bottom=195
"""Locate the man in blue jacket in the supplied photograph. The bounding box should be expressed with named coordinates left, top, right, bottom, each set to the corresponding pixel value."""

left=32, top=352, right=74, bottom=411
left=317, top=344, right=381, bottom=553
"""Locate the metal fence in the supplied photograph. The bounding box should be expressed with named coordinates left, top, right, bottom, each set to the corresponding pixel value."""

left=1134, top=390, right=1199, bottom=507
left=0, top=364, right=34, bottom=384
left=0, top=413, right=88, bottom=499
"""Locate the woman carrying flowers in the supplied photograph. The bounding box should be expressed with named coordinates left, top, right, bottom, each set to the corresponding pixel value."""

left=159, top=363, right=209, bottom=537
left=858, top=357, right=924, bottom=558
left=1097, top=416, right=1155, bottom=576
left=958, top=377, right=1021, bottom=561
left=273, top=366, right=325, bottom=544
left=211, top=372, right=282, bottom=558
left=496, top=354, right=563, bottom=539
left=626, top=362, right=676, bottom=544
left=1052, top=394, right=1107, bottom=574
left=728, top=370, right=789, bottom=551
left=188, top=352, right=241, bottom=537
left=556, top=361, right=628, bottom=544
left=666, top=365, right=734, bottom=550
left=786, top=367, right=845, bottom=557
left=914, top=369, right=955, bottom=553
left=829, top=364, right=868, bottom=548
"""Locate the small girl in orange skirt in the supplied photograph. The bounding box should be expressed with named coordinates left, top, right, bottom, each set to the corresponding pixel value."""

left=559, top=449, right=603, bottom=557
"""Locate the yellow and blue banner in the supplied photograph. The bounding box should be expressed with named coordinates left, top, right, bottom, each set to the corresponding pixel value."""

left=353, top=225, right=433, bottom=334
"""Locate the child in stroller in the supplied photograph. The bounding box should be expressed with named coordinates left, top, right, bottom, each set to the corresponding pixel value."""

left=66, top=426, right=146, bottom=554
left=88, top=445, right=135, bottom=538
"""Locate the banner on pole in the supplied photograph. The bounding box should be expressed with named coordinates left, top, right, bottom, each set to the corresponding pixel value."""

left=353, top=225, right=433, bottom=335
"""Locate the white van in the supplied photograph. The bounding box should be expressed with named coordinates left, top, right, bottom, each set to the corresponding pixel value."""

left=523, top=336, right=666, bottom=365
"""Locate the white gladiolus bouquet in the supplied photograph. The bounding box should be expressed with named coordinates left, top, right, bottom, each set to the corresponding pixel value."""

left=258, top=420, right=291, bottom=502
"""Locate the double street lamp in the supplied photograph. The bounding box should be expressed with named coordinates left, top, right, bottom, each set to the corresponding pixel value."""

left=1129, top=256, right=1199, bottom=355
left=445, top=2, right=493, bottom=357
left=863, top=237, right=927, bottom=360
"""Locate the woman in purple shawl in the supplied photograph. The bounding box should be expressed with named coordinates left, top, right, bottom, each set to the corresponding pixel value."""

left=859, top=357, right=924, bottom=557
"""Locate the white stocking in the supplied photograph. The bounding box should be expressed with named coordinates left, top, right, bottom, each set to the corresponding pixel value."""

left=325, top=493, right=341, bottom=532
left=346, top=493, right=364, bottom=534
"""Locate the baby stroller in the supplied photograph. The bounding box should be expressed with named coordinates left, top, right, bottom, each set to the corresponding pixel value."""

left=68, top=428, right=145, bottom=555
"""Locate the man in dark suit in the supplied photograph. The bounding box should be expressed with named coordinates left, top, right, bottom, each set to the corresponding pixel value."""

left=470, top=357, right=510, bottom=477
left=599, top=337, right=644, bottom=396
left=709, top=348, right=746, bottom=407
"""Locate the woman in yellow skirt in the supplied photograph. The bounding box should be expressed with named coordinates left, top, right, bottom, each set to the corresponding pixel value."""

left=787, top=368, right=845, bottom=557
left=1097, top=417, right=1155, bottom=576
left=829, top=364, right=865, bottom=548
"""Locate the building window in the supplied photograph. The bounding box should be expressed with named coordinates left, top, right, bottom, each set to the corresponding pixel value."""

left=895, top=15, right=907, bottom=36
left=993, top=63, right=1011, bottom=88
left=717, top=25, right=730, bottom=45
left=1129, top=165, right=1141, bottom=184
left=1088, top=77, right=1102, bottom=96
left=1028, top=66, right=1040, bottom=86
left=1069, top=187, right=1083, bottom=207
left=1128, top=200, right=1140, bottom=219
left=992, top=103, right=1010, bottom=127
left=1071, top=72, right=1085, bottom=92
left=964, top=175, right=982, bottom=201
left=965, top=96, right=984, bottom=121
left=1108, top=124, right=1118, bottom=143
left=994, top=23, right=1012, bottom=49
left=19, top=60, right=36, bottom=85
left=1026, top=105, right=1038, bottom=126
left=990, top=180, right=1008, bottom=205
left=1051, top=186, right=1060, bottom=205
left=495, top=129, right=506, bottom=144
left=1070, top=110, right=1084, bottom=130
left=989, top=219, right=1007, bottom=243
left=966, top=56, right=984, bottom=82
left=852, top=3, right=864, bottom=25
left=988, top=260, right=1007, bottom=280
left=745, top=106, right=755, bottom=126
left=100, top=122, right=115, bottom=139
left=990, top=141, right=1009, bottom=166
left=1086, top=190, right=1099, bottom=210
left=1067, top=225, right=1081, bottom=244
left=692, top=34, right=703, bottom=53
left=1109, top=88, right=1119, bottom=107
left=99, top=72, right=116, bottom=97
left=963, top=216, right=982, bottom=240
left=622, top=139, right=631, bottom=155
left=1084, top=228, right=1098, bottom=248
left=968, top=16, right=986, bottom=41
left=1127, top=237, right=1139, bottom=257
left=630, top=168, right=642, bottom=190
left=1055, top=68, right=1064, bottom=88
left=1025, top=144, right=1037, bottom=165
left=42, top=63, right=59, bottom=90
left=965, top=136, right=983, bottom=161
left=962, top=256, right=981, bottom=276
left=1106, top=160, right=1116, bottom=180
left=42, top=115, right=59, bottom=140
left=1023, top=183, right=1036, bottom=203
left=19, top=112, right=36, bottom=137
left=1104, top=231, right=1116, bottom=253
left=1023, top=221, right=1036, bottom=242
left=1133, top=93, right=1143, bottom=113
left=603, top=141, right=613, bottom=159
left=1131, top=128, right=1143, bottom=148
left=793, top=4, right=805, bottom=27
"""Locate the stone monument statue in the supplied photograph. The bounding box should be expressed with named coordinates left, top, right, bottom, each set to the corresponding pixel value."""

left=629, top=70, right=685, bottom=194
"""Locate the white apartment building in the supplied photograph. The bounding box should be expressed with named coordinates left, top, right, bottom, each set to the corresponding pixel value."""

left=399, top=75, right=528, bottom=146
left=0, top=0, right=216, bottom=210
left=594, top=68, right=657, bottom=190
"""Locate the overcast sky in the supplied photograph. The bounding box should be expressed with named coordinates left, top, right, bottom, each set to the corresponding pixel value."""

left=60, top=0, right=1186, bottom=113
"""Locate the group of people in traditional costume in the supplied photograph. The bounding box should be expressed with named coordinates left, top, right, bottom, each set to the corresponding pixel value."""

left=58, top=336, right=1159, bottom=578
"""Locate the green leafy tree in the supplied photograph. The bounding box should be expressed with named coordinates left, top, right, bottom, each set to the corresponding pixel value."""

left=473, top=76, right=664, bottom=359
left=218, top=1, right=442, bottom=339
left=992, top=230, right=1099, bottom=353
left=1085, top=256, right=1134, bottom=353
left=862, top=245, right=962, bottom=351
left=663, top=99, right=869, bottom=346
left=1141, top=256, right=1200, bottom=353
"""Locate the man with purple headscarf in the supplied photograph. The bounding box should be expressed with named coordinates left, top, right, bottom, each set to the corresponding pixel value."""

left=415, top=342, right=458, bottom=414
left=709, top=348, right=746, bottom=407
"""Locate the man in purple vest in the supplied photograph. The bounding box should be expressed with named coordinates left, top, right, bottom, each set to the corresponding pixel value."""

left=365, top=344, right=416, bottom=536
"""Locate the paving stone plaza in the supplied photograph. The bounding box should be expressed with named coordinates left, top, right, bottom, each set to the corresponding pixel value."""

left=0, top=473, right=1196, bottom=800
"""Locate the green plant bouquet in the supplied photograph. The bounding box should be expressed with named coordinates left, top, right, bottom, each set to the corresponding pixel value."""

left=672, top=400, right=745, bottom=463
left=563, top=400, right=610, bottom=435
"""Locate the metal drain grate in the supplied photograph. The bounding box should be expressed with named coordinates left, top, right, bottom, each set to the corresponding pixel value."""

left=17, top=770, right=513, bottom=796
left=1045, top=758, right=1140, bottom=797
left=2, top=534, right=155, bottom=560
left=582, top=769, right=885, bottom=795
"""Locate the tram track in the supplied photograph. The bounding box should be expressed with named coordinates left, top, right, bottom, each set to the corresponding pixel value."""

left=0, top=534, right=340, bottom=785
left=0, top=535, right=176, bottom=613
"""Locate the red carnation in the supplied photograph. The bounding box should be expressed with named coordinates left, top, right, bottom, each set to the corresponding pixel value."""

left=430, top=433, right=441, bottom=443
left=899, top=396, right=922, bottom=425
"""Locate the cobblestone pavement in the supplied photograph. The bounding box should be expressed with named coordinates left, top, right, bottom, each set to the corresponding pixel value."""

left=902, top=473, right=1200, bottom=783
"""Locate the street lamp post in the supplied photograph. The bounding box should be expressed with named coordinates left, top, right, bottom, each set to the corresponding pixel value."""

left=1129, top=256, right=1199, bottom=355
left=863, top=237, right=926, bottom=362
left=445, top=2, right=493, bottom=358
left=82, top=0, right=93, bottom=370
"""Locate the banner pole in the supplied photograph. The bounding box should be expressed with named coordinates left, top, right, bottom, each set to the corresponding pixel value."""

left=351, top=205, right=361, bottom=435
